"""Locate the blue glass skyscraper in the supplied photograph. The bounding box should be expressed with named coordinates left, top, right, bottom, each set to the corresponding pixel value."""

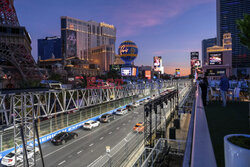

left=217, top=0, right=250, bottom=69
left=38, top=36, right=61, bottom=60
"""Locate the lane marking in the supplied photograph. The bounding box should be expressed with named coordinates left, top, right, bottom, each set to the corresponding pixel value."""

left=87, top=155, right=103, bottom=167
left=116, top=127, right=120, bottom=130
left=109, top=132, right=112, bottom=134
left=77, top=150, right=82, bottom=154
left=58, top=160, right=66, bottom=166
left=89, top=143, right=94, bottom=147
left=100, top=137, right=104, bottom=140
left=128, top=120, right=131, bottom=122
left=122, top=123, right=126, bottom=126
left=36, top=109, right=132, bottom=161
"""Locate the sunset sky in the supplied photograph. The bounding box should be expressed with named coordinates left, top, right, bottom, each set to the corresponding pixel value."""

left=15, top=0, right=216, bottom=76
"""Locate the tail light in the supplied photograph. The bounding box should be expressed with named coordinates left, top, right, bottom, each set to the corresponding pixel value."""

left=8, top=159, right=13, bottom=162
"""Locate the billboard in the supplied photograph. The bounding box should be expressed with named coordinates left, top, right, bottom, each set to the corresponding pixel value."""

left=66, top=30, right=77, bottom=58
left=145, top=70, right=151, bottom=79
left=191, top=52, right=199, bottom=60
left=153, top=56, right=163, bottom=73
left=209, top=52, right=222, bottom=65
left=121, top=67, right=132, bottom=76
left=132, top=67, right=137, bottom=76
left=175, top=69, right=180, bottom=76
left=206, top=69, right=226, bottom=76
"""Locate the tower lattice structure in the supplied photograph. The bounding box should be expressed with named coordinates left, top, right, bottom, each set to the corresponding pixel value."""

left=0, top=0, right=42, bottom=82
left=0, top=0, right=19, bottom=25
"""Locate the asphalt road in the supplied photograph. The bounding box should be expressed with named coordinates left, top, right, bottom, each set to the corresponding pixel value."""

left=35, top=105, right=145, bottom=167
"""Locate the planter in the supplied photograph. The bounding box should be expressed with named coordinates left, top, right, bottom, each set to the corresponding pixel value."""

left=224, top=134, right=250, bottom=167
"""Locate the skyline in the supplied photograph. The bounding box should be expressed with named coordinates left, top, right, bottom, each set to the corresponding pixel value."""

left=15, top=0, right=216, bottom=76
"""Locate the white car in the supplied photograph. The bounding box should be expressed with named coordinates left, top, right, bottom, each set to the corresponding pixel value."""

left=1, top=147, right=39, bottom=166
left=132, top=102, right=140, bottom=108
left=83, top=120, right=100, bottom=130
left=115, top=108, right=128, bottom=115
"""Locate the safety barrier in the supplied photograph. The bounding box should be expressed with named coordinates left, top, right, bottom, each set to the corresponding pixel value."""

left=0, top=97, right=149, bottom=160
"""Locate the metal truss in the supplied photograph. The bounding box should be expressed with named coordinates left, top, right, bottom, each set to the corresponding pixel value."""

left=0, top=81, right=181, bottom=167
left=144, top=87, right=179, bottom=148
left=0, top=0, right=19, bottom=26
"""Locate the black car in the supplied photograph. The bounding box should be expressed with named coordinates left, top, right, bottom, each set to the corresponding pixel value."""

left=126, top=105, right=134, bottom=111
left=100, top=114, right=115, bottom=123
left=51, top=132, right=78, bottom=145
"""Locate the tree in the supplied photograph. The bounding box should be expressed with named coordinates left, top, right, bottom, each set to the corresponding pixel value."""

left=237, top=14, right=250, bottom=49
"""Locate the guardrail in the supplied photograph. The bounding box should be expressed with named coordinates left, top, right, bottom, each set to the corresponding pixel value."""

left=183, top=84, right=217, bottom=167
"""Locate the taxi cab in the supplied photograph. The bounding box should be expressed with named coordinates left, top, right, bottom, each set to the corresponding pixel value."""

left=133, top=122, right=144, bottom=133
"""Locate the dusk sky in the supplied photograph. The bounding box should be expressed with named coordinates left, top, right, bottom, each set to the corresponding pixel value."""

left=15, top=0, right=216, bottom=76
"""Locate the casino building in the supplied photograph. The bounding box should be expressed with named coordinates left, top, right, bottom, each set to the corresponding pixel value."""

left=203, top=33, right=232, bottom=79
left=61, top=16, right=116, bottom=73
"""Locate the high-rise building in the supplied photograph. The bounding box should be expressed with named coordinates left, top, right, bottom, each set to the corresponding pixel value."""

left=217, top=0, right=250, bottom=72
left=202, top=37, right=217, bottom=66
left=61, top=16, right=116, bottom=66
left=203, top=33, right=232, bottom=79
left=38, top=36, right=61, bottom=60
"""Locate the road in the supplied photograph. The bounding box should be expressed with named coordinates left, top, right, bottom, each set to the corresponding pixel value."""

left=35, top=105, right=145, bottom=167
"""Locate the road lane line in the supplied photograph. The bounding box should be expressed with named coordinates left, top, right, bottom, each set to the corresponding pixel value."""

left=100, top=137, right=104, bottom=140
left=87, top=155, right=103, bottom=167
left=36, top=110, right=131, bottom=160
left=77, top=150, right=82, bottom=154
left=122, top=123, right=126, bottom=125
left=128, top=120, right=131, bottom=122
left=109, top=132, right=112, bottom=134
left=89, top=143, right=94, bottom=147
left=58, top=160, right=66, bottom=166
left=116, top=127, right=120, bottom=130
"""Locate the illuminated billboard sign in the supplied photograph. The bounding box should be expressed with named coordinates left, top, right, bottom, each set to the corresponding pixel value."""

left=153, top=56, right=163, bottom=73
left=191, top=52, right=199, bottom=60
left=66, top=30, right=77, bottom=58
left=145, top=70, right=151, bottom=79
left=209, top=52, right=222, bottom=65
left=175, top=69, right=180, bottom=76
left=132, top=67, right=137, bottom=76
left=121, top=67, right=132, bottom=76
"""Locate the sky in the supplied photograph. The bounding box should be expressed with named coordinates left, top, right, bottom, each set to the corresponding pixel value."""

left=15, top=0, right=217, bottom=76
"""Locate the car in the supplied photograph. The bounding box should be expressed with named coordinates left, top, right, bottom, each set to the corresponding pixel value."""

left=115, top=108, right=128, bottom=115
left=126, top=104, right=134, bottom=111
left=132, top=102, right=140, bottom=108
left=83, top=120, right=100, bottom=130
left=133, top=122, right=144, bottom=133
left=100, top=114, right=115, bottom=123
left=1, top=147, right=39, bottom=166
left=51, top=132, right=78, bottom=145
left=139, top=100, right=145, bottom=105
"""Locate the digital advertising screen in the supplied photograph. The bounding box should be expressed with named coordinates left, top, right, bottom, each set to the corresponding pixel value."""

left=209, top=52, right=222, bottom=65
left=153, top=56, right=162, bottom=67
left=132, top=67, right=137, bottom=76
left=153, top=56, right=163, bottom=72
left=121, top=67, right=132, bottom=76
left=190, top=52, right=199, bottom=60
left=66, top=30, right=77, bottom=58
left=194, top=60, right=201, bottom=68
left=175, top=69, right=180, bottom=76
left=145, top=70, right=151, bottom=79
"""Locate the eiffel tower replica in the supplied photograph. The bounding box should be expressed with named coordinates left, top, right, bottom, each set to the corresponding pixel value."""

left=0, top=0, right=42, bottom=82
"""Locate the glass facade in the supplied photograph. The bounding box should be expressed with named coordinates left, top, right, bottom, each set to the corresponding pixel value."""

left=217, top=0, right=250, bottom=68
left=202, top=38, right=217, bottom=66
left=38, top=37, right=61, bottom=60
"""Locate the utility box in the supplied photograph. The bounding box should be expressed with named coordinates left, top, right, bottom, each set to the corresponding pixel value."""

left=169, top=127, right=176, bottom=139
left=174, top=118, right=180, bottom=129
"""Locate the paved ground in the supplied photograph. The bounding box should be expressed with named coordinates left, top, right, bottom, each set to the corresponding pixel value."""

left=205, top=101, right=250, bottom=167
left=35, top=105, right=145, bottom=167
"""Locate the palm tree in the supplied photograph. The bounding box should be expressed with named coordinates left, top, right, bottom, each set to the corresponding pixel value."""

left=237, top=14, right=250, bottom=49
